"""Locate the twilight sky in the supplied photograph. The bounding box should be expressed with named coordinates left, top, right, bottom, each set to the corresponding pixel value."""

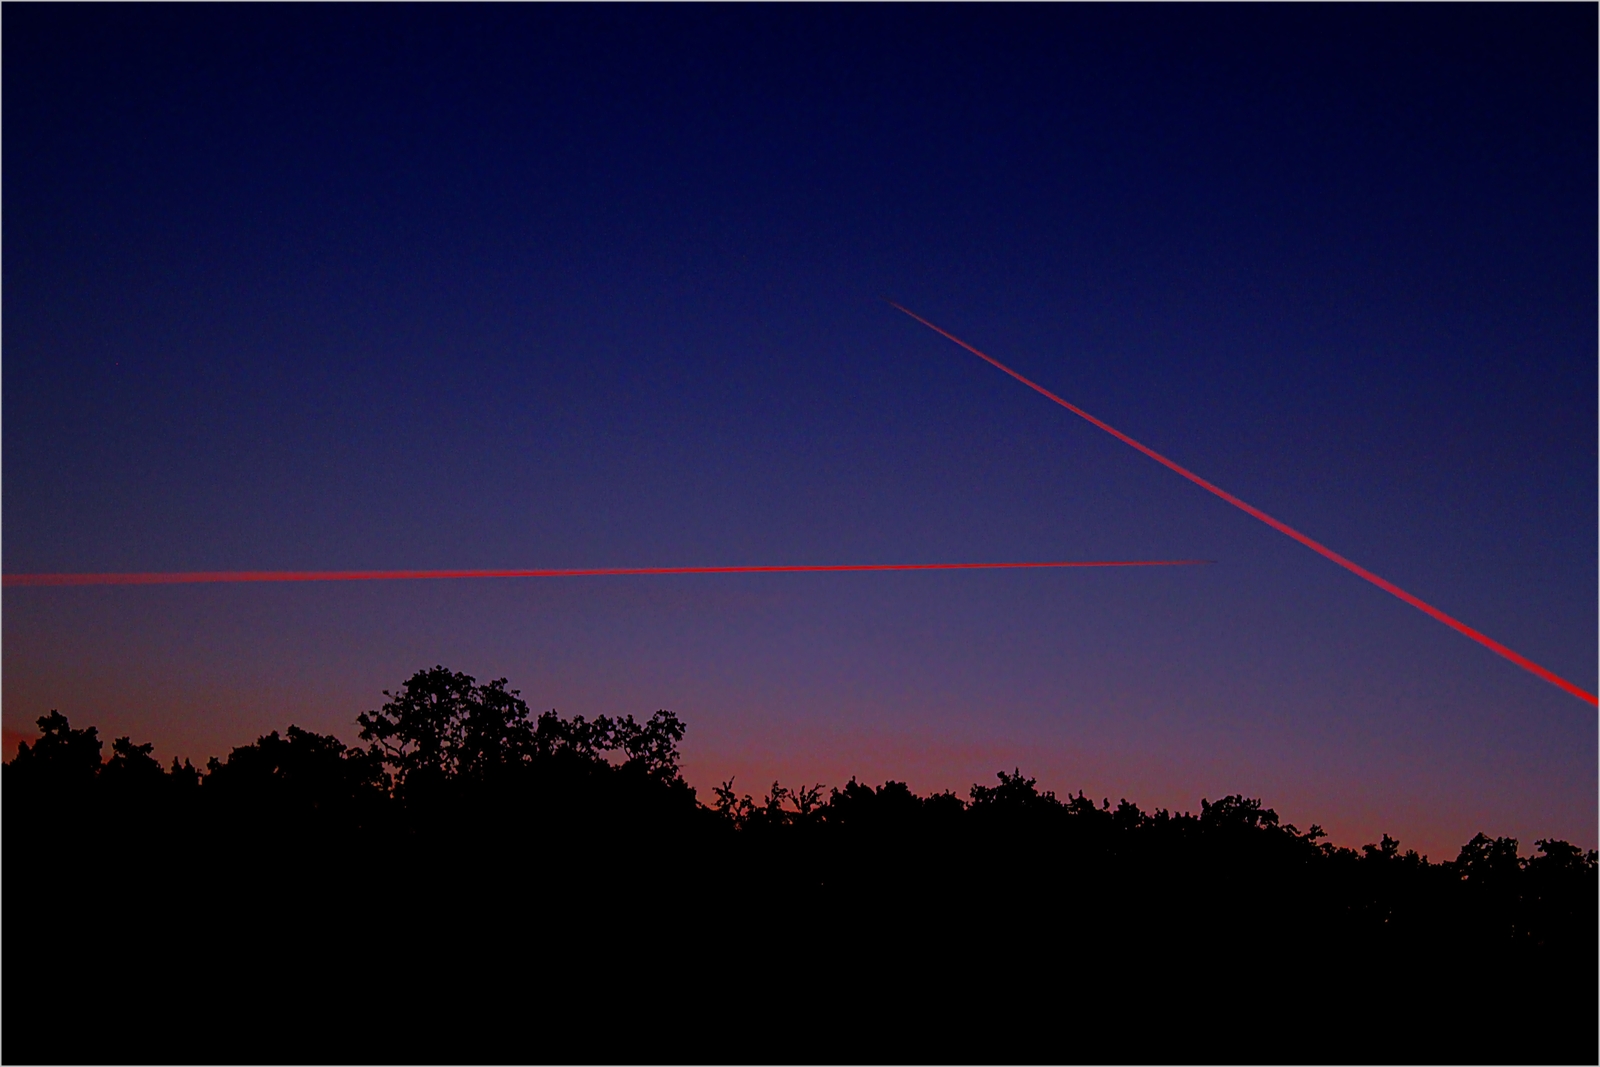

left=5, top=5, right=1594, bottom=858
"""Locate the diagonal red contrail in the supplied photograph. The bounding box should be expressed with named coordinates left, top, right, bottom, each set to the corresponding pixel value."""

left=1, top=560, right=1211, bottom=588
left=888, top=300, right=1597, bottom=707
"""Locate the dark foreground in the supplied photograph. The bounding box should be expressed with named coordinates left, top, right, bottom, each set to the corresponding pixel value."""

left=7, top=668, right=1595, bottom=1064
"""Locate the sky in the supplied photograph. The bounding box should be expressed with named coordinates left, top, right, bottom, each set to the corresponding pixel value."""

left=4, top=5, right=1594, bottom=859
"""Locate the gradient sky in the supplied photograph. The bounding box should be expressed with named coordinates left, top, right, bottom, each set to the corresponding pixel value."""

left=5, top=5, right=1594, bottom=859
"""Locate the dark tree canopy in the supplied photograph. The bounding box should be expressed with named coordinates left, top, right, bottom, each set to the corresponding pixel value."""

left=5, top=669, right=1595, bottom=1065
left=8, top=710, right=102, bottom=787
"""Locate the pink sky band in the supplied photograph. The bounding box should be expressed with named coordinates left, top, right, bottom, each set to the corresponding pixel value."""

left=2, top=560, right=1213, bottom=588
left=889, top=301, right=1599, bottom=709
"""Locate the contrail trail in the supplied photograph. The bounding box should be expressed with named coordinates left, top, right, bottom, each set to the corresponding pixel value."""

left=888, top=300, right=1597, bottom=707
left=2, top=560, right=1211, bottom=588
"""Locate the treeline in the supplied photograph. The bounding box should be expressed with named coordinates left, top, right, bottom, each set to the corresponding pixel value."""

left=6, top=667, right=1595, bottom=1065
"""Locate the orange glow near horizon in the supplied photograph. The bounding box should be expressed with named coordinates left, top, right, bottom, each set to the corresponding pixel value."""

left=2, top=559, right=1212, bottom=588
left=889, top=301, right=1598, bottom=708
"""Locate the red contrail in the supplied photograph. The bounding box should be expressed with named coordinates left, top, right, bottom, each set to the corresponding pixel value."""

left=1, top=560, right=1211, bottom=588
left=888, top=300, right=1598, bottom=708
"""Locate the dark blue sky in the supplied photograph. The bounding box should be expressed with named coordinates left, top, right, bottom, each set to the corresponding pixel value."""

left=5, top=5, right=1594, bottom=856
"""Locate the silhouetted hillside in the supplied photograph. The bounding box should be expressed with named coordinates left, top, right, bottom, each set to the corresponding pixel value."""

left=6, top=667, right=1595, bottom=1065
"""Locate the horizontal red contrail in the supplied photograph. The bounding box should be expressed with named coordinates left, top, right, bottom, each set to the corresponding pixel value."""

left=889, top=301, right=1598, bottom=708
left=2, top=560, right=1211, bottom=588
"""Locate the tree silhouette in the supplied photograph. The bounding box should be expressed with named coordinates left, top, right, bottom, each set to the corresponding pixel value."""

left=356, top=665, right=537, bottom=793
left=8, top=710, right=102, bottom=787
left=205, top=724, right=386, bottom=829
left=3, top=669, right=1595, bottom=1065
